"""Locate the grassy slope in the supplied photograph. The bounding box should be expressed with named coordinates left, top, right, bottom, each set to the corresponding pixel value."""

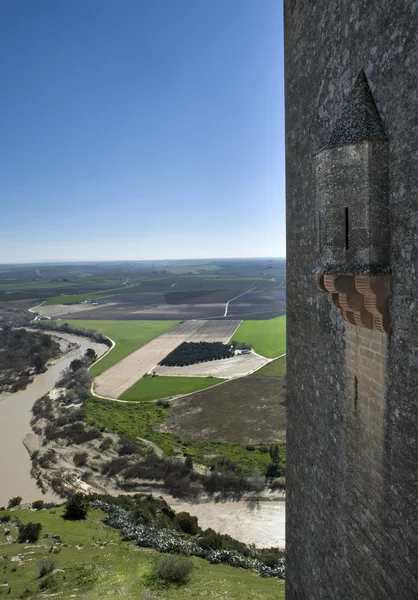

left=64, top=320, right=180, bottom=376
left=120, top=375, right=224, bottom=401
left=85, top=397, right=277, bottom=474
left=230, top=316, right=286, bottom=358
left=252, top=356, right=287, bottom=378
left=0, top=507, right=284, bottom=600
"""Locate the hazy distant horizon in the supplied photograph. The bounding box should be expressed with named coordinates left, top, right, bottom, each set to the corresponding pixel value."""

left=0, top=256, right=286, bottom=267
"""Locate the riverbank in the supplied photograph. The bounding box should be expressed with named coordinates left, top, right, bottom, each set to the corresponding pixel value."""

left=0, top=332, right=108, bottom=507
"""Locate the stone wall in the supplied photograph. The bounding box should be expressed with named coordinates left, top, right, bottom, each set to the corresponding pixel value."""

left=285, top=2, right=418, bottom=598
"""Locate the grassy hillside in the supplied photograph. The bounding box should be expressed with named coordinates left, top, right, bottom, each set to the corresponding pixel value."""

left=120, top=375, right=224, bottom=401
left=0, top=506, right=284, bottom=599
left=230, top=316, right=286, bottom=358
left=64, top=320, right=179, bottom=376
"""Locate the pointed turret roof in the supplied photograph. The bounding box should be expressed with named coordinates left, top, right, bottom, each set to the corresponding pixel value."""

left=324, top=70, right=388, bottom=149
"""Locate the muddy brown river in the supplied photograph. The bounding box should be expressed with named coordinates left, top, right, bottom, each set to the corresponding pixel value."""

left=167, top=497, right=285, bottom=549
left=0, top=333, right=108, bottom=508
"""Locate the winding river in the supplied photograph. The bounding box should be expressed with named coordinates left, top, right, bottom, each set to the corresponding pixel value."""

left=0, top=331, right=285, bottom=547
left=0, top=333, right=108, bottom=508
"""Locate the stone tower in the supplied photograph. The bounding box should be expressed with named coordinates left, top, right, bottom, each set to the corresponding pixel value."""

left=285, top=2, right=418, bottom=599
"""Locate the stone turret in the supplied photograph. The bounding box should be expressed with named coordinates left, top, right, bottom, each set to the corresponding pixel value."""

left=314, top=71, right=390, bottom=332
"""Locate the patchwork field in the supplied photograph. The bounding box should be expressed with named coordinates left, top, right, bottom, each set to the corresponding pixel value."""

left=154, top=351, right=268, bottom=379
left=120, top=375, right=224, bottom=401
left=64, top=320, right=180, bottom=376
left=56, top=287, right=286, bottom=321
left=93, top=320, right=241, bottom=399
left=161, top=377, right=286, bottom=445
left=231, top=315, right=286, bottom=358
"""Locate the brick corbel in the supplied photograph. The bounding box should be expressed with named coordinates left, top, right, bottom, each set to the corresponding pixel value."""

left=316, top=273, right=390, bottom=333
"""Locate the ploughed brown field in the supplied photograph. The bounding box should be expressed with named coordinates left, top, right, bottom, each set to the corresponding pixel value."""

left=161, top=376, right=286, bottom=445
left=58, top=287, right=286, bottom=321
left=93, top=319, right=241, bottom=399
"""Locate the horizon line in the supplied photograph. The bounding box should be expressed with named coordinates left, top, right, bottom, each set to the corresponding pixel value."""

left=0, top=256, right=286, bottom=266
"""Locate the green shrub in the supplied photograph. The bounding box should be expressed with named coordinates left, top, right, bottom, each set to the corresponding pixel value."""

left=197, top=528, right=223, bottom=550
left=73, top=451, right=88, bottom=467
left=64, top=492, right=88, bottom=520
left=18, top=522, right=42, bottom=543
left=32, top=500, right=45, bottom=510
left=153, top=554, right=194, bottom=584
left=258, top=548, right=284, bottom=569
left=0, top=514, right=11, bottom=523
left=39, top=558, right=55, bottom=578
left=8, top=496, right=22, bottom=508
left=173, top=511, right=200, bottom=535
left=99, top=436, right=113, bottom=451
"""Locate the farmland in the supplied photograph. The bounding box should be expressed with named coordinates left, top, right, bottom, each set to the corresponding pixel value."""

left=231, top=315, right=286, bottom=358
left=161, top=377, right=286, bottom=445
left=92, top=320, right=240, bottom=399
left=64, top=319, right=180, bottom=377
left=154, top=352, right=268, bottom=379
left=120, top=374, right=224, bottom=402
left=1, top=260, right=286, bottom=318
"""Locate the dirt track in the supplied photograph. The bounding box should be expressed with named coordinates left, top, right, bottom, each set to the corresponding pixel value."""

left=94, top=319, right=241, bottom=399
left=154, top=351, right=268, bottom=379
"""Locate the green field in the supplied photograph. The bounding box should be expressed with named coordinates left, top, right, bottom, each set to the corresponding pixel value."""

left=120, top=374, right=224, bottom=401
left=0, top=281, right=76, bottom=291
left=65, top=320, right=179, bottom=376
left=0, top=506, right=284, bottom=599
left=252, top=356, right=287, bottom=378
left=230, top=316, right=286, bottom=358
left=43, top=293, right=113, bottom=306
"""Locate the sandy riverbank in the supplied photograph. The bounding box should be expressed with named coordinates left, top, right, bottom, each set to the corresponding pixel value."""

left=0, top=332, right=108, bottom=507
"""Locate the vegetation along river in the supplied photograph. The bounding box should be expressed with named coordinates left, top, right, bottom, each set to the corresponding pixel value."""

left=0, top=332, right=108, bottom=508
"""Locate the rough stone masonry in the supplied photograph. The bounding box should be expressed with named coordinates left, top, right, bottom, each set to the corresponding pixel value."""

left=284, top=2, right=418, bottom=599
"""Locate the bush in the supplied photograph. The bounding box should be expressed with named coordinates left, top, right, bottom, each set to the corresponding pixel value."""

left=39, top=558, right=55, bottom=578
left=99, top=436, right=113, bottom=451
left=73, top=452, right=88, bottom=467
left=173, top=512, right=200, bottom=535
left=0, top=514, right=11, bottom=523
left=69, top=359, right=83, bottom=372
left=102, top=457, right=130, bottom=477
left=197, top=528, right=223, bottom=551
left=64, top=492, right=88, bottom=520
left=8, top=496, right=22, bottom=508
left=153, top=555, right=194, bottom=584
left=156, top=399, right=170, bottom=408
left=118, top=436, right=139, bottom=456
left=32, top=500, right=44, bottom=510
left=38, top=449, right=57, bottom=468
left=18, top=522, right=42, bottom=543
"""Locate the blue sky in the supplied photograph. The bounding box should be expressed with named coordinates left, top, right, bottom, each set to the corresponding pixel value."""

left=0, top=0, right=284, bottom=263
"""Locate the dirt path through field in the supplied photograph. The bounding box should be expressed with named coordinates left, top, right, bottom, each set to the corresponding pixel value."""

left=93, top=319, right=241, bottom=399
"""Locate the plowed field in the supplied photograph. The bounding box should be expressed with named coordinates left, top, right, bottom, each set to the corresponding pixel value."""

left=94, top=319, right=241, bottom=399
